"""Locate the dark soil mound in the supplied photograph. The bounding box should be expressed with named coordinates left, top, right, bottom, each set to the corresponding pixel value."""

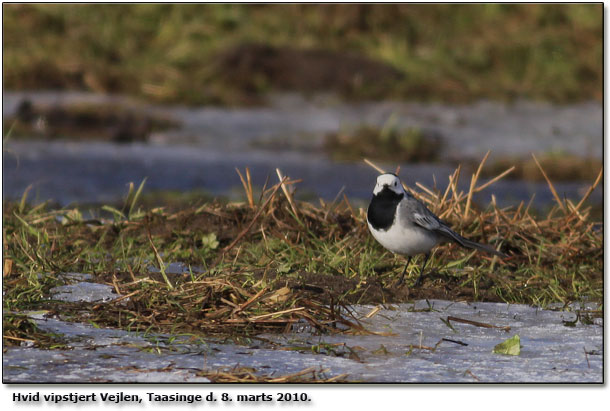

left=214, top=43, right=404, bottom=103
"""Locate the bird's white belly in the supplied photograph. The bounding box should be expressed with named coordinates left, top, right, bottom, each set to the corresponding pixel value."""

left=368, top=221, right=439, bottom=256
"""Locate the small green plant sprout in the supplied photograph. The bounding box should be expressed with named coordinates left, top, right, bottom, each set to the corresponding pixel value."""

left=201, top=233, right=219, bottom=250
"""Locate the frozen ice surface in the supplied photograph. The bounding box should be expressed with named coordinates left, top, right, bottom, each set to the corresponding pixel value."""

left=49, top=282, right=118, bottom=303
left=3, top=300, right=602, bottom=383
left=147, top=262, right=205, bottom=275
left=56, top=272, right=94, bottom=282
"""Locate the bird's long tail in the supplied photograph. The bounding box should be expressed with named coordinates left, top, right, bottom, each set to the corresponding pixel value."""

left=437, top=226, right=506, bottom=258
left=458, top=237, right=506, bottom=258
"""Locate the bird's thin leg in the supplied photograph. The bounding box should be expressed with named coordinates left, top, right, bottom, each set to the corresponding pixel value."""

left=396, top=256, right=412, bottom=286
left=413, top=253, right=431, bottom=287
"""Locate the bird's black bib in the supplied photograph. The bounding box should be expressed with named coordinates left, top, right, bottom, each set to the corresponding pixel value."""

left=367, top=189, right=404, bottom=231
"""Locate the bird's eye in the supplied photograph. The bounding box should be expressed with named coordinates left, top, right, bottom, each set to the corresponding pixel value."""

left=394, top=182, right=397, bottom=186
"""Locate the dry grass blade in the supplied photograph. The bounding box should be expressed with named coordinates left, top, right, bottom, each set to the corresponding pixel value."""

left=221, top=177, right=286, bottom=254
left=246, top=167, right=253, bottom=203
left=235, top=167, right=255, bottom=208
left=92, top=290, right=141, bottom=310
left=363, top=305, right=382, bottom=319
left=276, top=168, right=301, bottom=220
left=246, top=307, right=305, bottom=321
left=231, top=286, right=268, bottom=315
left=415, top=182, right=438, bottom=201
left=438, top=166, right=459, bottom=213
left=407, top=343, right=437, bottom=351
left=448, top=167, right=464, bottom=204
left=4, top=259, right=13, bottom=277
left=566, top=199, right=585, bottom=222
left=474, top=166, right=515, bottom=193
left=532, top=153, right=566, bottom=213
left=267, top=366, right=319, bottom=382
left=465, top=150, right=490, bottom=219
left=199, top=365, right=344, bottom=383
left=323, top=186, right=346, bottom=220
left=575, top=166, right=603, bottom=211
left=446, top=316, right=511, bottom=332
left=3, top=335, right=36, bottom=343
left=364, top=158, right=386, bottom=174
left=342, top=193, right=357, bottom=218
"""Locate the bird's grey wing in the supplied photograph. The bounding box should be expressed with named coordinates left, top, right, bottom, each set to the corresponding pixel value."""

left=406, top=200, right=462, bottom=243
left=404, top=195, right=505, bottom=257
left=400, top=195, right=445, bottom=232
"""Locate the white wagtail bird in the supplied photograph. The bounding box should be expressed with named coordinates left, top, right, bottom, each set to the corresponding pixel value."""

left=367, top=173, right=505, bottom=286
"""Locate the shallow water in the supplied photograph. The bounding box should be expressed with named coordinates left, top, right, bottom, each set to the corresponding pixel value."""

left=3, top=91, right=602, bottom=158
left=3, top=139, right=601, bottom=208
left=3, top=275, right=603, bottom=383
left=2, top=91, right=602, bottom=208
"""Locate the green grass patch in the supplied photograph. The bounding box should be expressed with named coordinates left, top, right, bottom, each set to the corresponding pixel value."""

left=2, top=4, right=602, bottom=105
left=3, top=313, right=68, bottom=349
left=324, top=123, right=442, bottom=163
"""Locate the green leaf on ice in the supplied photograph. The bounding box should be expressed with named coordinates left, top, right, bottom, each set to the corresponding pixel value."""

left=493, top=334, right=521, bottom=356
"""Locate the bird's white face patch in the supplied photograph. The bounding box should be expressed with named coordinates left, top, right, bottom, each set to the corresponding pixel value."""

left=373, top=173, right=405, bottom=195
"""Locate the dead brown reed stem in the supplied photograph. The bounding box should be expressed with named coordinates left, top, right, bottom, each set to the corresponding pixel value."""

left=465, top=150, right=490, bottom=219
left=276, top=168, right=303, bottom=221
left=236, top=167, right=255, bottom=208
left=437, top=166, right=460, bottom=216
left=575, top=166, right=603, bottom=211
left=473, top=166, right=515, bottom=193
left=532, top=153, right=567, bottom=213
left=363, top=158, right=385, bottom=174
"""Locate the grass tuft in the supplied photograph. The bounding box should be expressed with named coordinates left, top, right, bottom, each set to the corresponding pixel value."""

left=2, top=158, right=603, bottom=343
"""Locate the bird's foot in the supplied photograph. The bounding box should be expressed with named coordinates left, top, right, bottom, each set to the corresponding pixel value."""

left=395, top=277, right=405, bottom=288
left=413, top=274, right=424, bottom=287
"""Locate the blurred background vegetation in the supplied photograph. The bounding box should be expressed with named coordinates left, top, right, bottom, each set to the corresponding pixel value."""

left=2, top=3, right=602, bottom=105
